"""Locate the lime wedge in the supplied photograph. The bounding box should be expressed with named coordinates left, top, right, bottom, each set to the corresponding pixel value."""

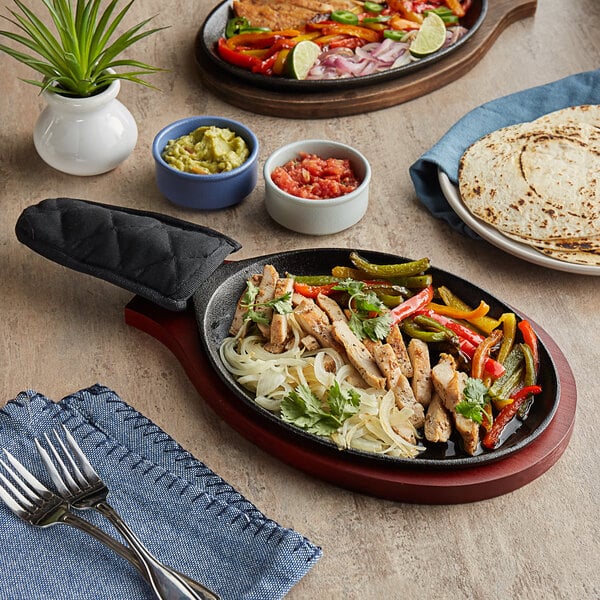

left=286, top=40, right=321, bottom=80
left=409, top=12, right=447, bottom=58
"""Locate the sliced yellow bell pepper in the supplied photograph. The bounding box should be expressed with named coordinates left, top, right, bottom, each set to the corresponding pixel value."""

left=444, top=0, right=467, bottom=17
left=389, top=16, right=422, bottom=31
left=321, top=23, right=381, bottom=42
left=426, top=299, right=490, bottom=321
left=437, top=285, right=500, bottom=334
left=497, top=312, right=517, bottom=364
left=227, top=29, right=302, bottom=49
left=387, top=0, right=424, bottom=23
left=313, top=34, right=345, bottom=45
left=291, top=31, right=322, bottom=42
left=272, top=48, right=290, bottom=75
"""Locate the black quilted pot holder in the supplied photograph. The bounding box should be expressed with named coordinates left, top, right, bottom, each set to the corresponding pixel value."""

left=15, top=198, right=242, bottom=311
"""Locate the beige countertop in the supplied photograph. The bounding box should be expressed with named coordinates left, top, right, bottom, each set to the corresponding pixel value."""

left=1, top=1, right=599, bottom=598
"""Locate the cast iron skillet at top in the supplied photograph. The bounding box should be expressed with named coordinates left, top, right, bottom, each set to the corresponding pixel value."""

left=193, top=248, right=560, bottom=470
left=196, top=0, right=488, bottom=93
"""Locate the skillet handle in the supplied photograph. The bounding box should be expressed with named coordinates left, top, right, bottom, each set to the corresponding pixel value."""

left=15, top=198, right=241, bottom=312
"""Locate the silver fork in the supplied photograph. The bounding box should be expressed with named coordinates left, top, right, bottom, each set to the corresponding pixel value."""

left=0, top=448, right=218, bottom=600
left=35, top=426, right=220, bottom=600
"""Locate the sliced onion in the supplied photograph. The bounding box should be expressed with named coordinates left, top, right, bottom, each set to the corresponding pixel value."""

left=307, top=29, right=467, bottom=81
left=255, top=395, right=282, bottom=412
left=379, top=391, right=423, bottom=456
left=256, top=368, right=287, bottom=397
left=312, top=40, right=397, bottom=79
left=219, top=322, right=426, bottom=458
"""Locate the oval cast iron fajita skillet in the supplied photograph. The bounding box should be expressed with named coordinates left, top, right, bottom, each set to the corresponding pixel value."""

left=194, top=0, right=488, bottom=93
left=193, top=248, right=559, bottom=470
left=197, top=0, right=488, bottom=93
left=15, top=200, right=560, bottom=472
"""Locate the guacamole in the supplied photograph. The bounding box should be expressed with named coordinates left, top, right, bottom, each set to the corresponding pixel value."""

left=162, top=126, right=250, bottom=174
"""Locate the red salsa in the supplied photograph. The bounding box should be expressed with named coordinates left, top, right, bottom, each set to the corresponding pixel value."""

left=271, top=152, right=361, bottom=200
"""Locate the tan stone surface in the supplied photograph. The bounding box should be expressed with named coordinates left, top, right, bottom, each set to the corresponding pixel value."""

left=1, top=1, right=599, bottom=598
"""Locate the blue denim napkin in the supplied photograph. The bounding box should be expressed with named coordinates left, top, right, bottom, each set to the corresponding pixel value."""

left=409, top=68, right=600, bottom=238
left=0, top=385, right=322, bottom=600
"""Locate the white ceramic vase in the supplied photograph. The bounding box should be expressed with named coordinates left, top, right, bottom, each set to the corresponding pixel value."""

left=33, top=76, right=138, bottom=176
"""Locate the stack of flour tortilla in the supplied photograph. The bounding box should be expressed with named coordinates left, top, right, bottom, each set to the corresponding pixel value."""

left=458, top=105, right=599, bottom=267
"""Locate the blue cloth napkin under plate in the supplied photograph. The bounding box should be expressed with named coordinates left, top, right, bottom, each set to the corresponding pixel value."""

left=409, top=68, right=600, bottom=238
left=0, top=385, right=322, bottom=600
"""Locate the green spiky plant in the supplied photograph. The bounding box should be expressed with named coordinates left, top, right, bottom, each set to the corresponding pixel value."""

left=0, top=0, right=166, bottom=97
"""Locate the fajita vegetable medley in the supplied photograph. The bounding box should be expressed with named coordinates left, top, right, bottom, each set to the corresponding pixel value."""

left=219, top=252, right=542, bottom=459
left=217, top=0, right=473, bottom=80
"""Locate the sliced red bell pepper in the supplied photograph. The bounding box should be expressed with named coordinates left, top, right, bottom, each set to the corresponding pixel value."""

left=250, top=37, right=298, bottom=75
left=328, top=36, right=369, bottom=49
left=518, top=319, right=539, bottom=375
left=420, top=310, right=505, bottom=377
left=260, top=37, right=297, bottom=60
left=482, top=385, right=542, bottom=449
left=294, top=282, right=338, bottom=298
left=421, top=310, right=485, bottom=346
left=471, top=328, right=503, bottom=380
left=217, top=37, right=263, bottom=70
left=458, top=337, right=505, bottom=379
left=218, top=37, right=281, bottom=75
left=251, top=53, right=277, bottom=75
left=389, top=285, right=433, bottom=325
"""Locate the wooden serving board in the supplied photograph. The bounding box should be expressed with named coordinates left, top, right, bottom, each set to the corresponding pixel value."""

left=124, top=294, right=575, bottom=504
left=194, top=0, right=537, bottom=118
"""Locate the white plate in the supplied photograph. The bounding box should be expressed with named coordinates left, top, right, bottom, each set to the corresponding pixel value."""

left=437, top=169, right=600, bottom=276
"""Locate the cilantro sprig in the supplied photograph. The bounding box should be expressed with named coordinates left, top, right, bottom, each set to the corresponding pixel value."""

left=455, top=377, right=491, bottom=424
left=280, top=381, right=361, bottom=436
left=241, top=280, right=292, bottom=325
left=333, top=279, right=392, bottom=341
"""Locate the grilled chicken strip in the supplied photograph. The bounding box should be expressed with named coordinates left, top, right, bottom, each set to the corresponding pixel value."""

left=316, top=292, right=347, bottom=323
left=408, top=338, right=432, bottom=407
left=431, top=353, right=458, bottom=411
left=431, top=354, right=479, bottom=455
left=331, top=320, right=386, bottom=389
left=455, top=410, right=480, bottom=456
left=292, top=292, right=307, bottom=307
left=372, top=343, right=403, bottom=389
left=393, top=374, right=425, bottom=429
left=293, top=298, right=344, bottom=354
left=265, top=277, right=295, bottom=353
left=387, top=324, right=414, bottom=378
left=424, top=392, right=452, bottom=443
left=361, top=337, right=378, bottom=354
left=300, top=334, right=320, bottom=351
left=229, top=274, right=261, bottom=336
left=448, top=371, right=479, bottom=455
left=254, top=264, right=279, bottom=338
